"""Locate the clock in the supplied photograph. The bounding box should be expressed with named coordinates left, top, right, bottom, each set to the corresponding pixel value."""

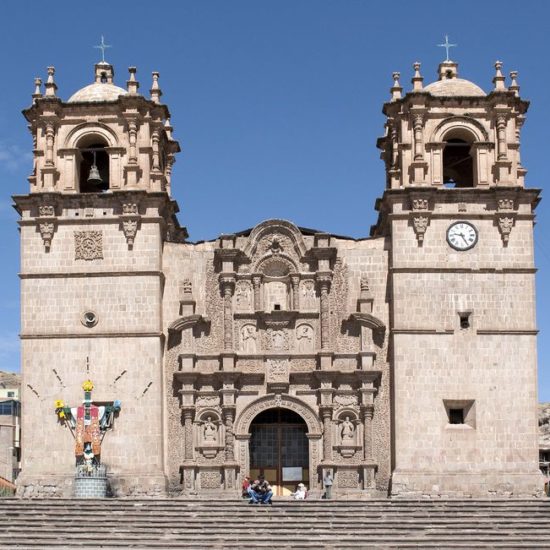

left=446, top=221, right=478, bottom=251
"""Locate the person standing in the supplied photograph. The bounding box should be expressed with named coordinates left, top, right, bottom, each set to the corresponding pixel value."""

left=323, top=471, right=333, bottom=499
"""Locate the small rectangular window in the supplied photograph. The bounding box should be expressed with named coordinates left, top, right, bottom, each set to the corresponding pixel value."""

left=449, top=408, right=464, bottom=424
left=444, top=399, right=476, bottom=429
left=7, top=391, right=14, bottom=398
left=273, top=304, right=281, bottom=311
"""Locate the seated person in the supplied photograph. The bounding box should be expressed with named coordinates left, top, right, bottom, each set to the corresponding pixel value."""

left=291, top=482, right=307, bottom=500
left=241, top=475, right=251, bottom=498
left=247, top=474, right=273, bottom=505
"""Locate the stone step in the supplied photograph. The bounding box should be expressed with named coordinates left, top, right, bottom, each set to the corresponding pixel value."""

left=1, top=498, right=548, bottom=549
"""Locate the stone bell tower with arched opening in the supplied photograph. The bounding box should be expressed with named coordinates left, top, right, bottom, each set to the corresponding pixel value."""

left=374, top=59, right=542, bottom=496
left=15, top=60, right=184, bottom=496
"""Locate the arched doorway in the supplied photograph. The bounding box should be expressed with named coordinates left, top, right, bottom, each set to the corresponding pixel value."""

left=249, top=408, right=309, bottom=496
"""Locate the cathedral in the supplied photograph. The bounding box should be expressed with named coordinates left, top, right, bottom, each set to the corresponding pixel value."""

left=14, top=55, right=543, bottom=498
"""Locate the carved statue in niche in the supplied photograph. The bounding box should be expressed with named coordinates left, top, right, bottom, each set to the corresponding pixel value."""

left=202, top=416, right=218, bottom=443
left=340, top=416, right=356, bottom=444
left=301, top=280, right=316, bottom=310
left=240, top=324, right=257, bottom=353
left=235, top=281, right=251, bottom=311
left=296, top=324, right=314, bottom=353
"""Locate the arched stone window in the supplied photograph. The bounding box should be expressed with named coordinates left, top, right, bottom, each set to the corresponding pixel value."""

left=76, top=135, right=110, bottom=193
left=442, top=130, right=475, bottom=188
left=431, top=117, right=490, bottom=188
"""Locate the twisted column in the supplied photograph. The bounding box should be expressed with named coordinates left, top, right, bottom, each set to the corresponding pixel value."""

left=362, top=405, right=374, bottom=460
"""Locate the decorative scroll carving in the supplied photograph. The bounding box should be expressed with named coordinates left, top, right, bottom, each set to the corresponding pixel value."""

left=497, top=198, right=515, bottom=211
left=122, top=202, right=138, bottom=215
left=296, top=324, right=314, bottom=352
left=38, top=205, right=55, bottom=217
left=74, top=231, right=103, bottom=261
left=411, top=198, right=429, bottom=210
left=334, top=395, right=358, bottom=408
left=338, top=469, right=359, bottom=488
left=235, top=394, right=322, bottom=437
left=266, top=359, right=289, bottom=382
left=200, top=470, right=221, bottom=489
left=195, top=261, right=223, bottom=354
left=195, top=395, right=219, bottom=407
left=122, top=219, right=138, bottom=247
left=182, top=279, right=193, bottom=294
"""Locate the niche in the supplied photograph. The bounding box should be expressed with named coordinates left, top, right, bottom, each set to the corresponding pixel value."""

left=443, top=138, right=474, bottom=188
left=77, top=136, right=110, bottom=193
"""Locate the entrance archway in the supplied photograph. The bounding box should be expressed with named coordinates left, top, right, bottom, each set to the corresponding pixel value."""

left=249, top=408, right=309, bottom=496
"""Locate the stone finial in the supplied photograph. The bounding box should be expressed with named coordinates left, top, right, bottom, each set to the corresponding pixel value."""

left=493, top=61, right=506, bottom=91
left=150, top=71, right=162, bottom=103
left=411, top=62, right=423, bottom=91
left=164, top=117, right=174, bottom=140
left=32, top=77, right=43, bottom=103
left=44, top=66, right=57, bottom=97
left=127, top=67, right=139, bottom=94
left=391, top=72, right=402, bottom=101
left=509, top=71, right=520, bottom=96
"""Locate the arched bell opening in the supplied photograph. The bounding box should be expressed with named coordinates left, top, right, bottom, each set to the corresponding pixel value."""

left=76, top=136, right=110, bottom=193
left=249, top=408, right=309, bottom=496
left=442, top=132, right=475, bottom=188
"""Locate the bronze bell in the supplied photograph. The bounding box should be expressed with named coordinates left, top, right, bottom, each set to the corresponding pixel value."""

left=87, top=152, right=103, bottom=186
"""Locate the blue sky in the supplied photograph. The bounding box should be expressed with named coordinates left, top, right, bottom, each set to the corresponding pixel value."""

left=1, top=0, right=549, bottom=398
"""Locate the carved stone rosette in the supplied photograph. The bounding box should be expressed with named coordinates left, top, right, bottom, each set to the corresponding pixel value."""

left=74, top=231, right=103, bottom=261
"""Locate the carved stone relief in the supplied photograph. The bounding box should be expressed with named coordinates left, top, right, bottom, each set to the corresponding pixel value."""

left=264, top=328, right=289, bottom=351
left=74, top=231, right=103, bottom=261
left=235, top=281, right=252, bottom=311
left=200, top=470, right=221, bottom=489
left=240, top=324, right=257, bottom=353
left=301, top=280, right=317, bottom=310
left=296, top=323, right=314, bottom=352
left=266, top=359, right=289, bottom=382
left=338, top=469, right=359, bottom=488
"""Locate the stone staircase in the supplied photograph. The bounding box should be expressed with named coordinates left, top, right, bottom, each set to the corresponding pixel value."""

left=0, top=499, right=549, bottom=549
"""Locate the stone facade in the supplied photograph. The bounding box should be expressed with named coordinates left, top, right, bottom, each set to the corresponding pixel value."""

left=13, top=58, right=542, bottom=498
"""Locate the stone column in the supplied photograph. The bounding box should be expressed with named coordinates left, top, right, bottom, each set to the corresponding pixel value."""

left=220, top=276, right=235, bottom=351
left=413, top=115, right=424, bottom=160
left=290, top=275, right=300, bottom=310
left=223, top=406, right=236, bottom=461
left=151, top=129, right=161, bottom=170
left=182, top=407, right=195, bottom=461
left=317, top=275, right=332, bottom=350
left=362, top=405, right=374, bottom=460
left=128, top=120, right=138, bottom=163
left=496, top=115, right=508, bottom=160
left=252, top=275, right=262, bottom=311
left=45, top=123, right=55, bottom=166
left=320, top=406, right=333, bottom=462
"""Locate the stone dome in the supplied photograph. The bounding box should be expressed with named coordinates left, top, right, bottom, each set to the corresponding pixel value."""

left=67, top=62, right=127, bottom=103
left=68, top=82, right=127, bottom=103
left=424, top=77, right=486, bottom=97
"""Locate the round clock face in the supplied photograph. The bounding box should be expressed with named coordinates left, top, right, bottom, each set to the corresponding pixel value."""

left=446, top=221, right=478, bottom=251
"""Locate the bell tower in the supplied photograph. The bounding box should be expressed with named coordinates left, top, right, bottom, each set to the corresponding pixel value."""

left=374, top=60, right=542, bottom=496
left=15, top=60, right=184, bottom=496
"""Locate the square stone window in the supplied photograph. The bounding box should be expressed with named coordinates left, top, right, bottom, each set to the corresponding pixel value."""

left=443, top=399, right=475, bottom=429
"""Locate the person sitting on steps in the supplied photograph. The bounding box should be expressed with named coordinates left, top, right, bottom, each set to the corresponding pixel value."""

left=291, top=482, right=307, bottom=500
left=247, top=474, right=273, bottom=505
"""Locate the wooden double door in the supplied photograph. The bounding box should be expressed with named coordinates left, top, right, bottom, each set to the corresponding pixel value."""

left=249, top=408, right=309, bottom=496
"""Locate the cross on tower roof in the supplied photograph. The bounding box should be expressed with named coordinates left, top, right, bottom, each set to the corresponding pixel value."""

left=94, top=35, right=112, bottom=63
left=437, top=35, right=457, bottom=62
